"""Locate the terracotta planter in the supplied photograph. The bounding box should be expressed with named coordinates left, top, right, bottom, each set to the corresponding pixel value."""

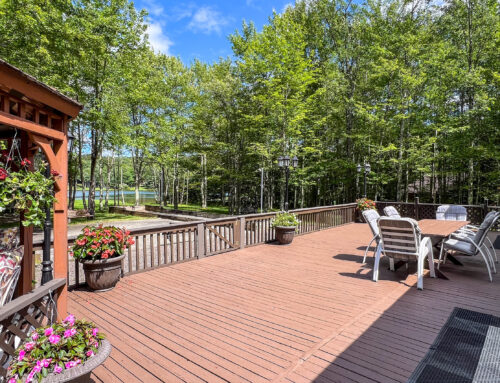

left=42, top=340, right=112, bottom=383
left=81, top=254, right=125, bottom=292
left=275, top=226, right=296, bottom=245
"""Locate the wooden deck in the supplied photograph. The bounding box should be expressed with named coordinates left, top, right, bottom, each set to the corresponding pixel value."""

left=68, top=223, right=500, bottom=383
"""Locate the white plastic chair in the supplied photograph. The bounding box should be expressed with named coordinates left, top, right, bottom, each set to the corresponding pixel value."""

left=373, top=217, right=435, bottom=290
left=383, top=206, right=401, bottom=218
left=362, top=209, right=381, bottom=263
left=436, top=205, right=467, bottom=221
left=440, top=212, right=498, bottom=282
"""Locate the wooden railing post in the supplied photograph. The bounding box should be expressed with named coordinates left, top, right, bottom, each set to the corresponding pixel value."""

left=239, top=217, right=246, bottom=249
left=197, top=223, right=205, bottom=258
left=414, top=197, right=419, bottom=220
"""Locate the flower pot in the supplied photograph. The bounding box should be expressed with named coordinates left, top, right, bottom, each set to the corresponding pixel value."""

left=275, top=226, right=296, bottom=245
left=81, top=254, right=125, bottom=292
left=42, top=340, right=112, bottom=383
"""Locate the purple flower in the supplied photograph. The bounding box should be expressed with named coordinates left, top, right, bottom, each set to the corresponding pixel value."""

left=64, top=328, right=77, bottom=338
left=92, top=328, right=99, bottom=337
left=86, top=350, right=94, bottom=357
left=48, top=334, right=61, bottom=344
left=44, top=327, right=54, bottom=337
left=18, top=350, right=25, bottom=361
left=63, top=314, right=75, bottom=326
left=24, top=342, right=35, bottom=351
left=31, top=332, right=39, bottom=341
left=54, top=365, right=63, bottom=374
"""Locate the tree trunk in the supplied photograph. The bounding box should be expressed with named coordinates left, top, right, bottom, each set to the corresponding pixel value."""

left=173, top=154, right=179, bottom=210
left=77, top=122, right=87, bottom=210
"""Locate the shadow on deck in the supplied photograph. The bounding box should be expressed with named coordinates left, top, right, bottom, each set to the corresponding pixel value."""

left=68, top=223, right=500, bottom=383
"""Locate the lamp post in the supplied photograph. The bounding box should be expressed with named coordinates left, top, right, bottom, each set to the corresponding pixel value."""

left=356, top=162, right=371, bottom=198
left=41, top=131, right=74, bottom=285
left=278, top=155, right=298, bottom=211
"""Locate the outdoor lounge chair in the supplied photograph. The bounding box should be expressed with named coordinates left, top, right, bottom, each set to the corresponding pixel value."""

left=436, top=204, right=467, bottom=221
left=440, top=212, right=498, bottom=282
left=362, top=209, right=381, bottom=263
left=457, top=211, right=499, bottom=264
left=383, top=206, right=401, bottom=218
left=373, top=217, right=435, bottom=290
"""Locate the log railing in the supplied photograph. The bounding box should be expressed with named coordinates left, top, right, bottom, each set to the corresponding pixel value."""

left=66, top=203, right=357, bottom=288
left=0, top=278, right=66, bottom=377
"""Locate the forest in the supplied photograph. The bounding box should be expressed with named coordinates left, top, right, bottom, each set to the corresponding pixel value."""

left=0, top=0, right=498, bottom=216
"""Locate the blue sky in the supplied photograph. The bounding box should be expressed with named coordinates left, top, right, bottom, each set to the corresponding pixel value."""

left=133, top=0, right=294, bottom=64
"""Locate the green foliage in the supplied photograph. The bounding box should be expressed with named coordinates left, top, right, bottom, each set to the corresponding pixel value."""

left=71, top=225, right=134, bottom=261
left=271, top=212, right=300, bottom=228
left=0, top=161, right=56, bottom=228
left=7, top=316, right=105, bottom=382
left=356, top=198, right=376, bottom=211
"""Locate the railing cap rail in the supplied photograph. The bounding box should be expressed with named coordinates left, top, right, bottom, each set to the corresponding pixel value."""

left=0, top=278, right=66, bottom=321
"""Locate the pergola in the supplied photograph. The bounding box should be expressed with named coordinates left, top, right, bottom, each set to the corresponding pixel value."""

left=0, top=59, right=82, bottom=316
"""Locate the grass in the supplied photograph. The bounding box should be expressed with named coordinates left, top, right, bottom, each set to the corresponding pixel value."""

left=150, top=203, right=229, bottom=215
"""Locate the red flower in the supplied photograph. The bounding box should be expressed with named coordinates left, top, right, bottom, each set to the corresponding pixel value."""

left=76, top=238, right=87, bottom=246
left=0, top=167, right=7, bottom=180
left=51, top=169, right=61, bottom=177
left=20, top=158, right=31, bottom=167
left=127, top=238, right=135, bottom=245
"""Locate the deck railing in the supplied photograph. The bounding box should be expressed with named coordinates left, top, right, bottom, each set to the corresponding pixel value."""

left=375, top=199, right=499, bottom=227
left=67, top=203, right=357, bottom=288
left=0, top=278, right=66, bottom=376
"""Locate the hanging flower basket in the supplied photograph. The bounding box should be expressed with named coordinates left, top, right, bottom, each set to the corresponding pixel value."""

left=0, top=147, right=57, bottom=228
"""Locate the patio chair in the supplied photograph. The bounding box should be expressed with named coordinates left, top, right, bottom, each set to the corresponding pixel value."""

left=440, top=212, right=498, bottom=282
left=436, top=205, right=467, bottom=221
left=373, top=217, right=435, bottom=290
left=456, top=211, right=499, bottom=264
left=362, top=209, right=381, bottom=263
left=383, top=206, right=401, bottom=218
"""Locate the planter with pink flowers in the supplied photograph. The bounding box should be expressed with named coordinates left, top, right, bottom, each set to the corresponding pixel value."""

left=7, top=315, right=111, bottom=383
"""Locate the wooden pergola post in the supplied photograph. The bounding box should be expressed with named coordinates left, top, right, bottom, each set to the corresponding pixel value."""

left=0, top=59, right=82, bottom=318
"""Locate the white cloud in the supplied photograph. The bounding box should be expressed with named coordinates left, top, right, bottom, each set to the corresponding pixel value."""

left=146, top=22, right=173, bottom=55
left=144, top=0, right=164, bottom=17
left=188, top=6, right=229, bottom=35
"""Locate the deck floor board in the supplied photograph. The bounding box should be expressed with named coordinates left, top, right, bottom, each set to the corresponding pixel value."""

left=68, top=223, right=500, bottom=382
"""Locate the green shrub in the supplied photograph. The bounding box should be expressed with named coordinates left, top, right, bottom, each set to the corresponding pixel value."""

left=271, top=212, right=300, bottom=228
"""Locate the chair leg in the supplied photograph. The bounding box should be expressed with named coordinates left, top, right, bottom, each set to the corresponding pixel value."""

left=373, top=246, right=381, bottom=282
left=477, top=247, right=493, bottom=282
left=427, top=241, right=436, bottom=278
left=417, top=255, right=424, bottom=290
left=363, top=236, right=376, bottom=263
left=482, top=244, right=496, bottom=274
left=438, top=240, right=445, bottom=270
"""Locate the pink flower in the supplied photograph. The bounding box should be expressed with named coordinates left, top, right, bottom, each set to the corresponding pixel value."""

left=49, top=334, right=61, bottom=344
left=26, top=370, right=36, bottom=383
left=31, top=332, right=39, bottom=341
left=32, top=364, right=41, bottom=373
left=41, top=358, right=52, bottom=368
left=92, top=328, right=99, bottom=336
left=63, top=314, right=76, bottom=326
left=86, top=350, right=94, bottom=357
left=54, top=365, right=63, bottom=374
left=65, top=360, right=81, bottom=369
left=24, top=342, right=35, bottom=351
left=8, top=375, right=17, bottom=383
left=44, top=327, right=54, bottom=336
left=64, top=328, right=77, bottom=338
left=18, top=350, right=25, bottom=361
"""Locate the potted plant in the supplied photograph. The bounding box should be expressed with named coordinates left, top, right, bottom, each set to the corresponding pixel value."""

left=70, top=225, right=134, bottom=292
left=271, top=212, right=300, bottom=245
left=7, top=315, right=111, bottom=383
left=355, top=198, right=376, bottom=222
left=0, top=154, right=56, bottom=228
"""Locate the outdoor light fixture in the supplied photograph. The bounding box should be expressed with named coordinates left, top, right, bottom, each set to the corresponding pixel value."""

left=278, top=154, right=299, bottom=211
left=67, top=130, right=75, bottom=153
left=357, top=161, right=371, bottom=198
